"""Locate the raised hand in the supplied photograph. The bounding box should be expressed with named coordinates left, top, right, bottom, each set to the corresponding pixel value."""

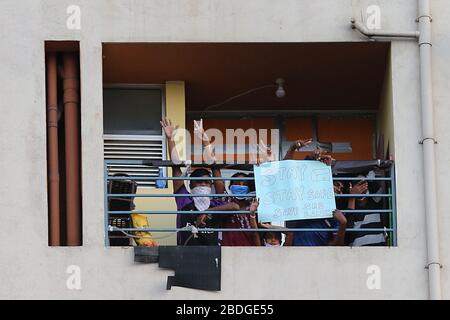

left=160, top=118, right=179, bottom=141
left=249, top=198, right=259, bottom=213
left=289, top=138, right=313, bottom=151
left=193, top=119, right=211, bottom=145
left=333, top=181, right=344, bottom=195
left=194, top=119, right=216, bottom=163
left=249, top=198, right=259, bottom=219
left=257, top=139, right=276, bottom=164
left=259, top=222, right=273, bottom=229
left=349, top=181, right=368, bottom=195
left=313, top=149, right=335, bottom=166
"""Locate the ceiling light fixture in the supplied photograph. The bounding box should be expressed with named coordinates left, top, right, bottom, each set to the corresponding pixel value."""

left=275, top=78, right=286, bottom=98
left=204, top=78, right=286, bottom=111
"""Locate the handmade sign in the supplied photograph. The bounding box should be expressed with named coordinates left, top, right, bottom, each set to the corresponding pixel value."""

left=254, top=160, right=336, bottom=222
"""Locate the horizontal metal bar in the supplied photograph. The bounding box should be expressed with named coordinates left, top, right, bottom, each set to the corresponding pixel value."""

left=111, top=227, right=393, bottom=233
left=108, top=165, right=159, bottom=168
left=107, top=193, right=391, bottom=198
left=106, top=176, right=391, bottom=181
left=107, top=164, right=157, bottom=167
left=332, top=177, right=391, bottom=181
left=105, top=160, right=150, bottom=165
left=105, top=151, right=163, bottom=155
left=107, top=193, right=249, bottom=197
left=106, top=176, right=255, bottom=181
left=104, top=156, right=163, bottom=159
left=103, top=134, right=163, bottom=141
left=342, top=209, right=392, bottom=213
left=109, top=174, right=159, bottom=178
left=109, top=210, right=252, bottom=214
left=108, top=169, right=158, bottom=173
left=108, top=209, right=392, bottom=215
left=335, top=194, right=391, bottom=197
left=104, top=143, right=163, bottom=147
left=187, top=109, right=378, bottom=117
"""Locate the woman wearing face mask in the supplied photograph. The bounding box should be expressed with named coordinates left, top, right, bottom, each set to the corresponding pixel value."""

left=161, top=118, right=238, bottom=246
left=221, top=173, right=261, bottom=246
left=176, top=168, right=240, bottom=246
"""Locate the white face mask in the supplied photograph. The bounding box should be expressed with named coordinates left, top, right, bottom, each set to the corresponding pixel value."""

left=264, top=241, right=281, bottom=247
left=191, top=186, right=211, bottom=211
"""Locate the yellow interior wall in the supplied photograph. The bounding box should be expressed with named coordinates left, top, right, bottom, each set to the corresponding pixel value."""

left=133, top=81, right=186, bottom=246
left=165, top=81, right=187, bottom=159
left=134, top=187, right=177, bottom=246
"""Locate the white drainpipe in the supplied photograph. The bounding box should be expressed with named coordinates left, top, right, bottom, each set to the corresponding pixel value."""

left=417, top=0, right=441, bottom=301
left=351, top=0, right=441, bottom=300
left=350, top=19, right=419, bottom=38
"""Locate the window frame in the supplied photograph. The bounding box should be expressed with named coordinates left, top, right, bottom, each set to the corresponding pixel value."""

left=103, top=83, right=166, bottom=137
left=103, top=83, right=167, bottom=188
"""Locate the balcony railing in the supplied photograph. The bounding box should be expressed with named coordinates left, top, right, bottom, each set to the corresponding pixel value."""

left=104, top=159, right=396, bottom=247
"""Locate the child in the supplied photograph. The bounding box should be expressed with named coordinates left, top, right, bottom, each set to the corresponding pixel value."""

left=262, top=231, right=283, bottom=247
left=260, top=224, right=293, bottom=247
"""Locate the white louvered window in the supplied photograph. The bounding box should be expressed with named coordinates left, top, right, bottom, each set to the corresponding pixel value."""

left=103, top=85, right=166, bottom=187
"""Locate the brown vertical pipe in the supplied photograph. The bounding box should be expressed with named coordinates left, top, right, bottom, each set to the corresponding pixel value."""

left=47, top=53, right=61, bottom=246
left=63, top=53, right=81, bottom=246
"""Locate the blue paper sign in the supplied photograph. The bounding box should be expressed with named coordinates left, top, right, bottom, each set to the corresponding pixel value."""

left=254, top=160, right=336, bottom=223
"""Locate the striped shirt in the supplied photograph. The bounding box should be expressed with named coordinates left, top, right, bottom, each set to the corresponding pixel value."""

left=344, top=202, right=387, bottom=246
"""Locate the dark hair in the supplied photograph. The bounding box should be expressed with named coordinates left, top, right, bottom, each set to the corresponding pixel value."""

left=263, top=231, right=283, bottom=242
left=368, top=180, right=382, bottom=194
left=112, top=172, right=129, bottom=177
left=189, top=168, right=212, bottom=188
left=246, top=172, right=255, bottom=192
left=229, top=172, right=248, bottom=186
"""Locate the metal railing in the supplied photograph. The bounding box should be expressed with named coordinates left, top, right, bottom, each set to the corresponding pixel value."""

left=104, top=159, right=397, bottom=247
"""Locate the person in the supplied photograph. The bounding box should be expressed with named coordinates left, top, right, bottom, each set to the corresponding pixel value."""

left=282, top=139, right=348, bottom=246
left=247, top=172, right=293, bottom=247
left=259, top=223, right=293, bottom=247
left=226, top=170, right=292, bottom=247
left=343, top=174, right=388, bottom=246
left=262, top=231, right=283, bottom=247
left=220, top=172, right=261, bottom=246
left=334, top=180, right=351, bottom=210
left=288, top=210, right=347, bottom=246
left=161, top=118, right=237, bottom=245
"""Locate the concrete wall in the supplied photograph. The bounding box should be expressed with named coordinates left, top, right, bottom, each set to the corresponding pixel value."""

left=0, top=0, right=448, bottom=299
